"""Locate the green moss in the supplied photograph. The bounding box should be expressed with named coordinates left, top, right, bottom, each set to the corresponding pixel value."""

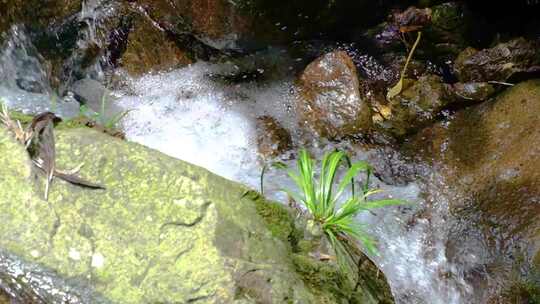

left=291, top=253, right=352, bottom=303
left=5, top=110, right=34, bottom=125
left=501, top=279, right=540, bottom=303
left=245, top=190, right=298, bottom=245
left=57, top=116, right=125, bottom=139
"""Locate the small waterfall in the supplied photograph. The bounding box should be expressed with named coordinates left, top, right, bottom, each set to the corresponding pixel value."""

left=113, top=61, right=473, bottom=304
left=0, top=3, right=505, bottom=301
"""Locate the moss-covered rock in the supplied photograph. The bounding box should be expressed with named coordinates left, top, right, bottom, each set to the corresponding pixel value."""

left=453, top=38, right=540, bottom=82
left=0, top=125, right=393, bottom=303
left=404, top=79, right=540, bottom=299
left=370, top=75, right=456, bottom=137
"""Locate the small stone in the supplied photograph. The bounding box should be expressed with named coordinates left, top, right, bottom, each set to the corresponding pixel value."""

left=256, top=116, right=292, bottom=159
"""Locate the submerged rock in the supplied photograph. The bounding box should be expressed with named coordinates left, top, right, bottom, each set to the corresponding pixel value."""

left=0, top=125, right=393, bottom=303
left=405, top=79, right=540, bottom=300
left=296, top=51, right=372, bottom=139
left=450, top=81, right=496, bottom=101
left=453, top=38, right=540, bottom=82
left=256, top=116, right=292, bottom=159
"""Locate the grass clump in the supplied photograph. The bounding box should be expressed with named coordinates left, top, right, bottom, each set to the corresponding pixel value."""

left=276, top=149, right=403, bottom=278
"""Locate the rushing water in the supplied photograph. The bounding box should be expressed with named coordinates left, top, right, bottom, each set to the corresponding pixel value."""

left=0, top=20, right=476, bottom=304
left=110, top=61, right=473, bottom=304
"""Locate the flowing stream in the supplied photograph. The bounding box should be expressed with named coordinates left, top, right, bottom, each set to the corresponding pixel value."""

left=0, top=15, right=480, bottom=304
left=110, top=61, right=472, bottom=303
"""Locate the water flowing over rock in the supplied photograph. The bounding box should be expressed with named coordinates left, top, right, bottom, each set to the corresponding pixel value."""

left=0, top=125, right=394, bottom=303
left=123, top=0, right=397, bottom=51
left=296, top=51, right=372, bottom=139
left=256, top=116, right=292, bottom=159
left=116, top=15, right=193, bottom=76
left=453, top=38, right=540, bottom=82
left=405, top=79, right=540, bottom=302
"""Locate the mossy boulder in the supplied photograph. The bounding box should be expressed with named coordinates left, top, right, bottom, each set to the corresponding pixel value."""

left=369, top=74, right=497, bottom=138
left=453, top=38, right=540, bottom=82
left=0, top=126, right=393, bottom=303
left=404, top=79, right=540, bottom=299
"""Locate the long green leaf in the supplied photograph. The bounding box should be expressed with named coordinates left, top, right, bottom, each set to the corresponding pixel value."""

left=360, top=199, right=404, bottom=210
left=334, top=160, right=371, bottom=205
left=321, top=150, right=345, bottom=217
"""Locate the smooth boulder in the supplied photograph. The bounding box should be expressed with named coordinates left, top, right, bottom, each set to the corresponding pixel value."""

left=296, top=51, right=372, bottom=139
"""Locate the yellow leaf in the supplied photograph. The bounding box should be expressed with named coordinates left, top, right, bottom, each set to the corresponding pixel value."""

left=387, top=31, right=422, bottom=100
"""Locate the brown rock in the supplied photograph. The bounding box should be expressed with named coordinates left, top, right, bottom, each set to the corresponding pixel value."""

left=454, top=38, right=540, bottom=82
left=0, top=0, right=81, bottom=34
left=405, top=79, right=540, bottom=298
left=120, top=16, right=193, bottom=76
left=296, top=51, right=372, bottom=139
left=125, top=0, right=396, bottom=52
left=125, top=0, right=283, bottom=50
left=256, top=116, right=292, bottom=159
left=451, top=82, right=496, bottom=101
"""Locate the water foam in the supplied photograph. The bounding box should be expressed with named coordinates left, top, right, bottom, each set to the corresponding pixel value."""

left=114, top=62, right=472, bottom=304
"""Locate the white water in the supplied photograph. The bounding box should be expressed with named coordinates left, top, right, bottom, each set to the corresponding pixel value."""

left=0, top=28, right=473, bottom=298
left=112, top=62, right=472, bottom=304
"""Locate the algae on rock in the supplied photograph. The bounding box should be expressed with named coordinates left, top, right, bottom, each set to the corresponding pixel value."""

left=0, top=126, right=394, bottom=303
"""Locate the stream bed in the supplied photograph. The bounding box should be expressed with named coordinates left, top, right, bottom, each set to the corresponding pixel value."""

left=111, top=61, right=472, bottom=304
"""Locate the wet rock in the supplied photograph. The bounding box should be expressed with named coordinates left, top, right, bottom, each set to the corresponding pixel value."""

left=0, top=126, right=394, bottom=303
left=256, top=116, right=292, bottom=159
left=422, top=2, right=473, bottom=58
left=0, top=0, right=82, bottom=35
left=118, top=16, right=193, bottom=76
left=451, top=81, right=496, bottom=101
left=454, top=38, right=540, bottom=82
left=70, top=78, right=126, bottom=122
left=370, top=74, right=456, bottom=137
left=405, top=79, right=540, bottom=300
left=392, top=6, right=432, bottom=33
left=296, top=51, right=372, bottom=139
left=125, top=0, right=396, bottom=52
left=382, top=53, right=428, bottom=81
left=362, top=2, right=473, bottom=59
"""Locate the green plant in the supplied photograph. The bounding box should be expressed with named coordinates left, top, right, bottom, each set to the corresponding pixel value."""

left=275, top=149, right=403, bottom=276
left=79, top=89, right=130, bottom=129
